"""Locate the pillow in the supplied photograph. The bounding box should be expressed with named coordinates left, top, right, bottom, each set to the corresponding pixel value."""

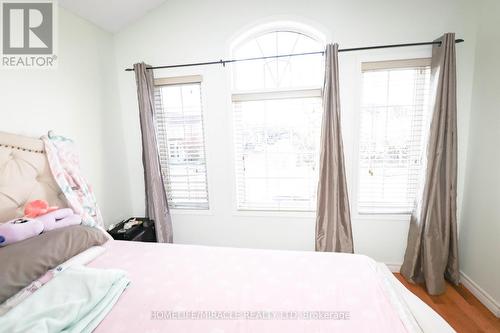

left=0, top=225, right=109, bottom=304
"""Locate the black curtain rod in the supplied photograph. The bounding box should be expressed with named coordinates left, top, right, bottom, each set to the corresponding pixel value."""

left=124, top=38, right=464, bottom=72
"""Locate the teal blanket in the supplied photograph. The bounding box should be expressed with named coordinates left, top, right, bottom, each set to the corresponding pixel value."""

left=0, top=266, right=129, bottom=333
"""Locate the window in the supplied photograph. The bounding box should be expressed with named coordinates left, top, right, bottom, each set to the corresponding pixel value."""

left=357, top=59, right=432, bottom=214
left=154, top=75, right=209, bottom=210
left=231, top=29, right=324, bottom=211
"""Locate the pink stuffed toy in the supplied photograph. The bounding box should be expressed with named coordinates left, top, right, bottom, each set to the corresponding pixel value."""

left=24, top=200, right=59, bottom=218
left=0, top=201, right=82, bottom=247
left=36, top=208, right=82, bottom=231
left=24, top=200, right=81, bottom=231
left=0, top=218, right=44, bottom=246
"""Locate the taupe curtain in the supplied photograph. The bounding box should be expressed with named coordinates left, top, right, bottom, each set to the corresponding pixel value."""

left=134, top=62, right=173, bottom=243
left=315, top=43, right=354, bottom=253
left=400, top=33, right=459, bottom=294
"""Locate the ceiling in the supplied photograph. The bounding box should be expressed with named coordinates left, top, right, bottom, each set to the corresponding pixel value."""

left=59, top=0, right=168, bottom=33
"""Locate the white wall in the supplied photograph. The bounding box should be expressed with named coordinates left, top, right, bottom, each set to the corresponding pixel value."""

left=111, top=0, right=478, bottom=263
left=459, top=0, right=500, bottom=310
left=0, top=7, right=128, bottom=223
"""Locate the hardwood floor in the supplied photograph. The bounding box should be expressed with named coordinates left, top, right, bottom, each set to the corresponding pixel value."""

left=394, top=273, right=500, bottom=333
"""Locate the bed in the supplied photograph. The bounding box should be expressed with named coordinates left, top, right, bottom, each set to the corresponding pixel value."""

left=0, top=131, right=455, bottom=333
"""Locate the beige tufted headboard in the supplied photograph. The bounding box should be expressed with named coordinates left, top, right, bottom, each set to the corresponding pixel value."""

left=0, top=131, right=68, bottom=222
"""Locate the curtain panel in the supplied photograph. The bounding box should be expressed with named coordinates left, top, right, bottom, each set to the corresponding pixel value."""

left=400, top=33, right=460, bottom=294
left=133, top=62, right=173, bottom=243
left=315, top=43, right=354, bottom=253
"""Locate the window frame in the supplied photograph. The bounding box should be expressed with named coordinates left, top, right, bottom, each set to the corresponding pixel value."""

left=350, top=55, right=432, bottom=220
left=153, top=74, right=211, bottom=212
left=229, top=26, right=325, bottom=213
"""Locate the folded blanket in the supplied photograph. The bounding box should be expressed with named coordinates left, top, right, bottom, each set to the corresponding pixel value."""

left=0, top=266, right=129, bottom=333
left=0, top=246, right=106, bottom=316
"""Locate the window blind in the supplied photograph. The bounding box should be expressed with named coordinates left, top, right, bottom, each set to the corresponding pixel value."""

left=154, top=80, right=209, bottom=210
left=233, top=95, right=322, bottom=211
left=357, top=60, right=432, bottom=214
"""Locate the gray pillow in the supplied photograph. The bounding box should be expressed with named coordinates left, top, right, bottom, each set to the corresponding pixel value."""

left=0, top=225, right=109, bottom=304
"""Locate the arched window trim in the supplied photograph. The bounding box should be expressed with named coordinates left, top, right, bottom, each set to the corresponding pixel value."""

left=230, top=21, right=326, bottom=54
left=230, top=24, right=325, bottom=93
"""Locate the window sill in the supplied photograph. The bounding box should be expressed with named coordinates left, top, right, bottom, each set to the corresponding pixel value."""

left=169, top=209, right=411, bottom=221
left=353, top=213, right=411, bottom=222
left=170, top=209, right=214, bottom=216
left=232, top=209, right=316, bottom=219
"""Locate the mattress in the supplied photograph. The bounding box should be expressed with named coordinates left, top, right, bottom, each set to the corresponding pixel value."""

left=87, top=240, right=454, bottom=333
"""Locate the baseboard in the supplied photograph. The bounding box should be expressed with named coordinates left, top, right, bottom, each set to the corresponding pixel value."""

left=384, top=262, right=402, bottom=273
left=460, top=271, right=500, bottom=318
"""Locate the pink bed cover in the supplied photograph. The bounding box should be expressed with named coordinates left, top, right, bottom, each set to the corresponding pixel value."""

left=88, top=240, right=409, bottom=333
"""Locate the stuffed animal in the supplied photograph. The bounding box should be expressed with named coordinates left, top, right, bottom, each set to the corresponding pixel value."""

left=0, top=201, right=82, bottom=247
left=24, top=200, right=58, bottom=218
left=0, top=218, right=44, bottom=246
left=36, top=208, right=82, bottom=231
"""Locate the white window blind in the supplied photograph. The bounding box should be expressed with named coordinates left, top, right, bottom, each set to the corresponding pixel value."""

left=233, top=94, right=322, bottom=211
left=231, top=30, right=324, bottom=211
left=357, top=59, right=432, bottom=214
left=154, top=78, right=209, bottom=210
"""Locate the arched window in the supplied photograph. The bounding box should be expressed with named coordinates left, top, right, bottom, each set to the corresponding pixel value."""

left=232, top=29, right=324, bottom=90
left=231, top=25, right=325, bottom=211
